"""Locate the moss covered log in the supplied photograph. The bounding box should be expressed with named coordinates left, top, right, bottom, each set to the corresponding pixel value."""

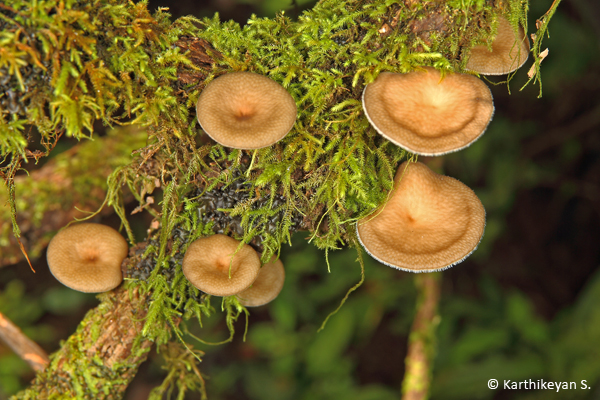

left=0, top=0, right=561, bottom=397
left=0, top=127, right=146, bottom=267
left=12, top=287, right=154, bottom=399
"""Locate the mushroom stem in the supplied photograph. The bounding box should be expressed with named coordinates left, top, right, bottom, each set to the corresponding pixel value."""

left=0, top=311, right=49, bottom=372
left=401, top=273, right=441, bottom=400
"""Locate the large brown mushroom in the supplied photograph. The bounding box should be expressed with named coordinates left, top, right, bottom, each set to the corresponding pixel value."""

left=236, top=257, right=285, bottom=307
left=182, top=234, right=261, bottom=297
left=466, top=16, right=530, bottom=75
left=356, top=162, right=486, bottom=272
left=46, top=223, right=128, bottom=293
left=196, top=72, right=297, bottom=149
left=362, top=68, right=494, bottom=156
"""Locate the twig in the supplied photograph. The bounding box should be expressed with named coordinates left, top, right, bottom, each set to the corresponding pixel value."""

left=401, top=273, right=441, bottom=400
left=0, top=311, right=49, bottom=372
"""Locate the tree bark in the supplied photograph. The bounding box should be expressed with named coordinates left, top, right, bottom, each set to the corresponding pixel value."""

left=12, top=287, right=154, bottom=400
left=402, top=273, right=441, bottom=400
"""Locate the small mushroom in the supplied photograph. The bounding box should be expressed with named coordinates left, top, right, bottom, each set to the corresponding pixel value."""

left=362, top=68, right=494, bottom=156
left=357, top=161, right=486, bottom=272
left=466, top=16, right=530, bottom=75
left=236, top=257, right=285, bottom=307
left=182, top=234, right=261, bottom=297
left=196, top=72, right=297, bottom=149
left=46, top=223, right=128, bottom=293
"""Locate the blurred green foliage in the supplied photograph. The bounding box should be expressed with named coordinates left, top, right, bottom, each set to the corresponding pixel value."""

left=0, top=280, right=42, bottom=398
left=432, top=270, right=600, bottom=400
left=238, top=0, right=317, bottom=18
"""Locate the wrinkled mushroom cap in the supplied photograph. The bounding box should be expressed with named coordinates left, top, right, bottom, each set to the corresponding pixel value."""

left=46, top=223, right=128, bottom=293
left=182, top=234, right=261, bottom=297
left=466, top=16, right=530, bottom=75
left=237, top=257, right=285, bottom=307
left=362, top=68, right=494, bottom=156
left=357, top=162, right=486, bottom=272
left=196, top=72, right=297, bottom=149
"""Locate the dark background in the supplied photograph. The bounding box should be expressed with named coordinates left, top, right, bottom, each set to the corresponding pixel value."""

left=1, top=0, right=599, bottom=399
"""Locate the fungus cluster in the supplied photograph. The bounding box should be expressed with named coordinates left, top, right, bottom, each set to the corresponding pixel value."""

left=46, top=223, right=128, bottom=293
left=182, top=234, right=285, bottom=306
left=356, top=13, right=529, bottom=271
left=48, top=14, right=527, bottom=299
left=196, top=72, right=297, bottom=149
left=47, top=224, right=286, bottom=306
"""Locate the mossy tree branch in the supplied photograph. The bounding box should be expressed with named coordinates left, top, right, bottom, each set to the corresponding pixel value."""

left=0, top=0, right=561, bottom=397
left=401, top=273, right=441, bottom=400
left=0, top=127, right=146, bottom=267
left=12, top=287, right=156, bottom=399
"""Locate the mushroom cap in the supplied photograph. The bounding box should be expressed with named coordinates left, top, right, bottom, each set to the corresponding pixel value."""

left=237, top=257, right=285, bottom=307
left=362, top=68, right=494, bottom=156
left=196, top=72, right=297, bottom=149
left=356, top=161, right=485, bottom=272
left=466, top=16, right=530, bottom=75
left=46, top=223, right=128, bottom=293
left=182, top=234, right=261, bottom=297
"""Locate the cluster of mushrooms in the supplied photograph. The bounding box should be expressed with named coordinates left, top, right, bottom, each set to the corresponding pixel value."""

left=357, top=16, right=529, bottom=272
left=47, top=224, right=284, bottom=307
left=46, top=15, right=530, bottom=300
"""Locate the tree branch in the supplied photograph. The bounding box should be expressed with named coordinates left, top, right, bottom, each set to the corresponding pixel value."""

left=401, top=273, right=441, bottom=400
left=0, top=128, right=146, bottom=268
left=12, top=287, right=156, bottom=399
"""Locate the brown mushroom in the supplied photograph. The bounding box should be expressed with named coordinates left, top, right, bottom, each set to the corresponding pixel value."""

left=46, top=223, right=128, bottom=293
left=236, top=257, right=285, bottom=307
left=196, top=72, right=297, bottom=149
left=356, top=161, right=486, bottom=272
left=466, top=16, right=530, bottom=75
left=182, top=234, right=261, bottom=297
left=362, top=68, right=494, bottom=156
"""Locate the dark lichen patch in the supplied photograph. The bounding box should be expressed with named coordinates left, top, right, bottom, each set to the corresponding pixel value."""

left=189, top=168, right=305, bottom=252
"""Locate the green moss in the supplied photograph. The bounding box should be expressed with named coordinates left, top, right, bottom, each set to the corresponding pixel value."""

left=2, top=0, right=562, bottom=397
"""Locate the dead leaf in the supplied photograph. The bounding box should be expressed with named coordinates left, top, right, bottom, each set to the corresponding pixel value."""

left=527, top=48, right=549, bottom=78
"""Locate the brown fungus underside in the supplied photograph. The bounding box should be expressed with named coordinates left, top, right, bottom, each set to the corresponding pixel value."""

left=195, top=71, right=297, bottom=149
left=357, top=162, right=486, bottom=272
left=466, top=15, right=530, bottom=75
left=362, top=67, right=494, bottom=156
left=182, top=234, right=261, bottom=297
left=46, top=223, right=128, bottom=293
